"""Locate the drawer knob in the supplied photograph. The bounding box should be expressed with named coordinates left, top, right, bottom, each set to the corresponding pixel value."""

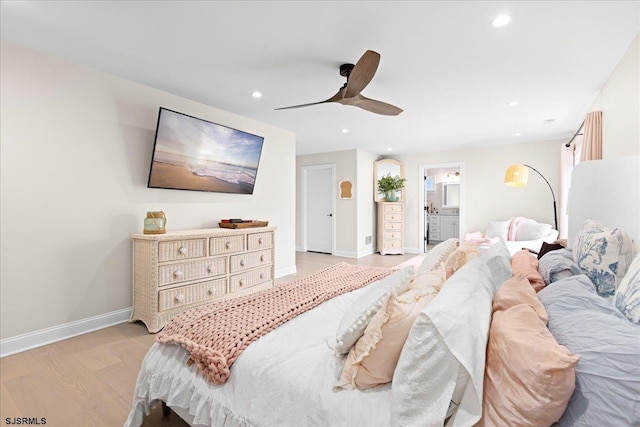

left=208, top=288, right=215, bottom=296
left=225, top=241, right=232, bottom=249
left=258, top=237, right=263, bottom=244
left=239, top=279, right=245, bottom=287
left=174, top=270, right=183, bottom=278
left=259, top=273, right=265, bottom=279
left=175, top=294, right=185, bottom=303
left=178, top=246, right=187, bottom=255
left=239, top=259, right=245, bottom=266
left=207, top=265, right=215, bottom=273
left=260, top=255, right=265, bottom=262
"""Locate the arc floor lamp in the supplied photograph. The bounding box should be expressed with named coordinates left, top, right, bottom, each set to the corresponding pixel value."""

left=504, top=163, right=558, bottom=231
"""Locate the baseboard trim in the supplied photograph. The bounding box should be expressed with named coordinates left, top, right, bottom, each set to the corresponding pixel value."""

left=404, top=247, right=424, bottom=254
left=0, top=308, right=132, bottom=358
left=275, top=265, right=297, bottom=278
left=357, top=248, right=376, bottom=258
left=333, top=250, right=358, bottom=258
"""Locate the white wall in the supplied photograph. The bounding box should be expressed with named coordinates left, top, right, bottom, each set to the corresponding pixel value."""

left=296, top=150, right=358, bottom=256
left=356, top=150, right=378, bottom=256
left=0, top=43, right=296, bottom=340
left=397, top=140, right=561, bottom=252
left=590, top=34, right=639, bottom=159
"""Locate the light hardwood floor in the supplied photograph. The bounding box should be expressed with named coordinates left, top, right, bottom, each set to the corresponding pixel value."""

left=0, top=251, right=417, bottom=427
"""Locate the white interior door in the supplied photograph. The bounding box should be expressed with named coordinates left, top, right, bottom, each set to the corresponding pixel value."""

left=305, top=166, right=334, bottom=254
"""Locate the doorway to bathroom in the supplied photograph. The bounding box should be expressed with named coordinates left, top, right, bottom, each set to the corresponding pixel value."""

left=419, top=162, right=464, bottom=252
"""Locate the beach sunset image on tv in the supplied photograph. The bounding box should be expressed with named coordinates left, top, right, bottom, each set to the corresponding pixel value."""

left=148, top=108, right=265, bottom=194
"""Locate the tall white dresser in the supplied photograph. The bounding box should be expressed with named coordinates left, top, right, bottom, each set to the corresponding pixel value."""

left=130, top=227, right=275, bottom=332
left=377, top=202, right=404, bottom=255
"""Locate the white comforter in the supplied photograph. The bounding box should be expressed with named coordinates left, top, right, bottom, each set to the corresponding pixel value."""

left=126, top=285, right=393, bottom=427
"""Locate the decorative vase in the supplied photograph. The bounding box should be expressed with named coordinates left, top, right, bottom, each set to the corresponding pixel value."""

left=143, top=211, right=167, bottom=234
left=385, top=190, right=398, bottom=202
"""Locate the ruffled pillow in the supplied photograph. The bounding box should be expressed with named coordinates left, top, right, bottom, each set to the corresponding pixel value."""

left=336, top=266, right=447, bottom=390
left=444, top=242, right=480, bottom=279
left=334, top=266, right=413, bottom=354
left=417, top=238, right=458, bottom=275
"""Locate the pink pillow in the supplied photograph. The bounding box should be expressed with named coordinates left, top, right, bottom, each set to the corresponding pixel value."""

left=336, top=267, right=446, bottom=390
left=493, top=274, right=548, bottom=324
left=511, top=250, right=545, bottom=292
left=444, top=242, right=480, bottom=279
left=477, top=304, right=579, bottom=427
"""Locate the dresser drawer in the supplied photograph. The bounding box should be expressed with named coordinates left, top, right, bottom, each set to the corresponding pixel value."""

left=384, top=212, right=403, bottom=222
left=384, top=231, right=403, bottom=240
left=383, top=204, right=403, bottom=213
left=210, top=235, right=245, bottom=255
left=229, top=249, right=272, bottom=273
left=248, top=232, right=273, bottom=250
left=158, top=239, right=207, bottom=262
left=385, top=222, right=402, bottom=231
left=158, top=257, right=227, bottom=286
left=229, top=266, right=272, bottom=293
left=383, top=240, right=403, bottom=250
left=158, top=278, right=227, bottom=312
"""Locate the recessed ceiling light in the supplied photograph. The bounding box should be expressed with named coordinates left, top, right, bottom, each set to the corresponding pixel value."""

left=251, top=91, right=262, bottom=98
left=492, top=14, right=512, bottom=27
left=387, top=147, right=393, bottom=151
left=341, top=128, right=349, bottom=133
left=515, top=133, right=522, bottom=136
left=508, top=101, right=519, bottom=107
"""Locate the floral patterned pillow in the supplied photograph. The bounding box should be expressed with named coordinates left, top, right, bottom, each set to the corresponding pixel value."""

left=573, top=218, right=635, bottom=298
left=615, top=253, right=640, bottom=324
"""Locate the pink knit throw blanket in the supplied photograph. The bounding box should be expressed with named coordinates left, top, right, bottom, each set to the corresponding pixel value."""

left=156, top=262, right=392, bottom=384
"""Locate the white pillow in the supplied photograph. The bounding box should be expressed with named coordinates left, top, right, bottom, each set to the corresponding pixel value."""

left=418, top=238, right=458, bottom=274
left=573, top=218, right=635, bottom=298
left=334, top=266, right=413, bottom=354
left=615, top=253, right=640, bottom=324
left=485, top=220, right=511, bottom=240
left=515, top=219, right=553, bottom=241
left=336, top=266, right=446, bottom=390
left=392, top=253, right=508, bottom=426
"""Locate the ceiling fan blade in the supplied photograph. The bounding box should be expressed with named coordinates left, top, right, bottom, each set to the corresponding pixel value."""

left=274, top=100, right=330, bottom=111
left=343, top=94, right=403, bottom=116
left=275, top=88, right=345, bottom=111
left=344, top=50, right=380, bottom=98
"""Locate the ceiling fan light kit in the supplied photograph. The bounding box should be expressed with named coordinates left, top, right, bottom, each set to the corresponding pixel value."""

left=276, top=50, right=403, bottom=116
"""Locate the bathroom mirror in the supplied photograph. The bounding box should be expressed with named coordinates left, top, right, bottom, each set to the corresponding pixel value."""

left=442, top=183, right=460, bottom=208
left=373, top=159, right=405, bottom=202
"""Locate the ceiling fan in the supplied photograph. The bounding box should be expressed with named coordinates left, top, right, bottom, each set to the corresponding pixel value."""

left=275, top=50, right=403, bottom=116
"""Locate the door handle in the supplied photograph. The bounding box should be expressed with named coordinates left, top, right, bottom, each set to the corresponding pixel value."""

left=327, top=213, right=333, bottom=217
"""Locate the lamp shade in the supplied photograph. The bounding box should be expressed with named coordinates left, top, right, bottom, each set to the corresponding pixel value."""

left=504, top=163, right=529, bottom=187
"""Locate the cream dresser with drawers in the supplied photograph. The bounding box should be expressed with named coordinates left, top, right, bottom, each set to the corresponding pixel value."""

left=377, top=202, right=404, bottom=255
left=130, top=227, right=275, bottom=332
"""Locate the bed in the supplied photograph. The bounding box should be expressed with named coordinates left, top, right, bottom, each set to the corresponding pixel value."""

left=126, top=156, right=639, bottom=427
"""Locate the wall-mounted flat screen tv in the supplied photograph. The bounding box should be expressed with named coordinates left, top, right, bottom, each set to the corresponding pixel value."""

left=147, top=107, right=265, bottom=194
